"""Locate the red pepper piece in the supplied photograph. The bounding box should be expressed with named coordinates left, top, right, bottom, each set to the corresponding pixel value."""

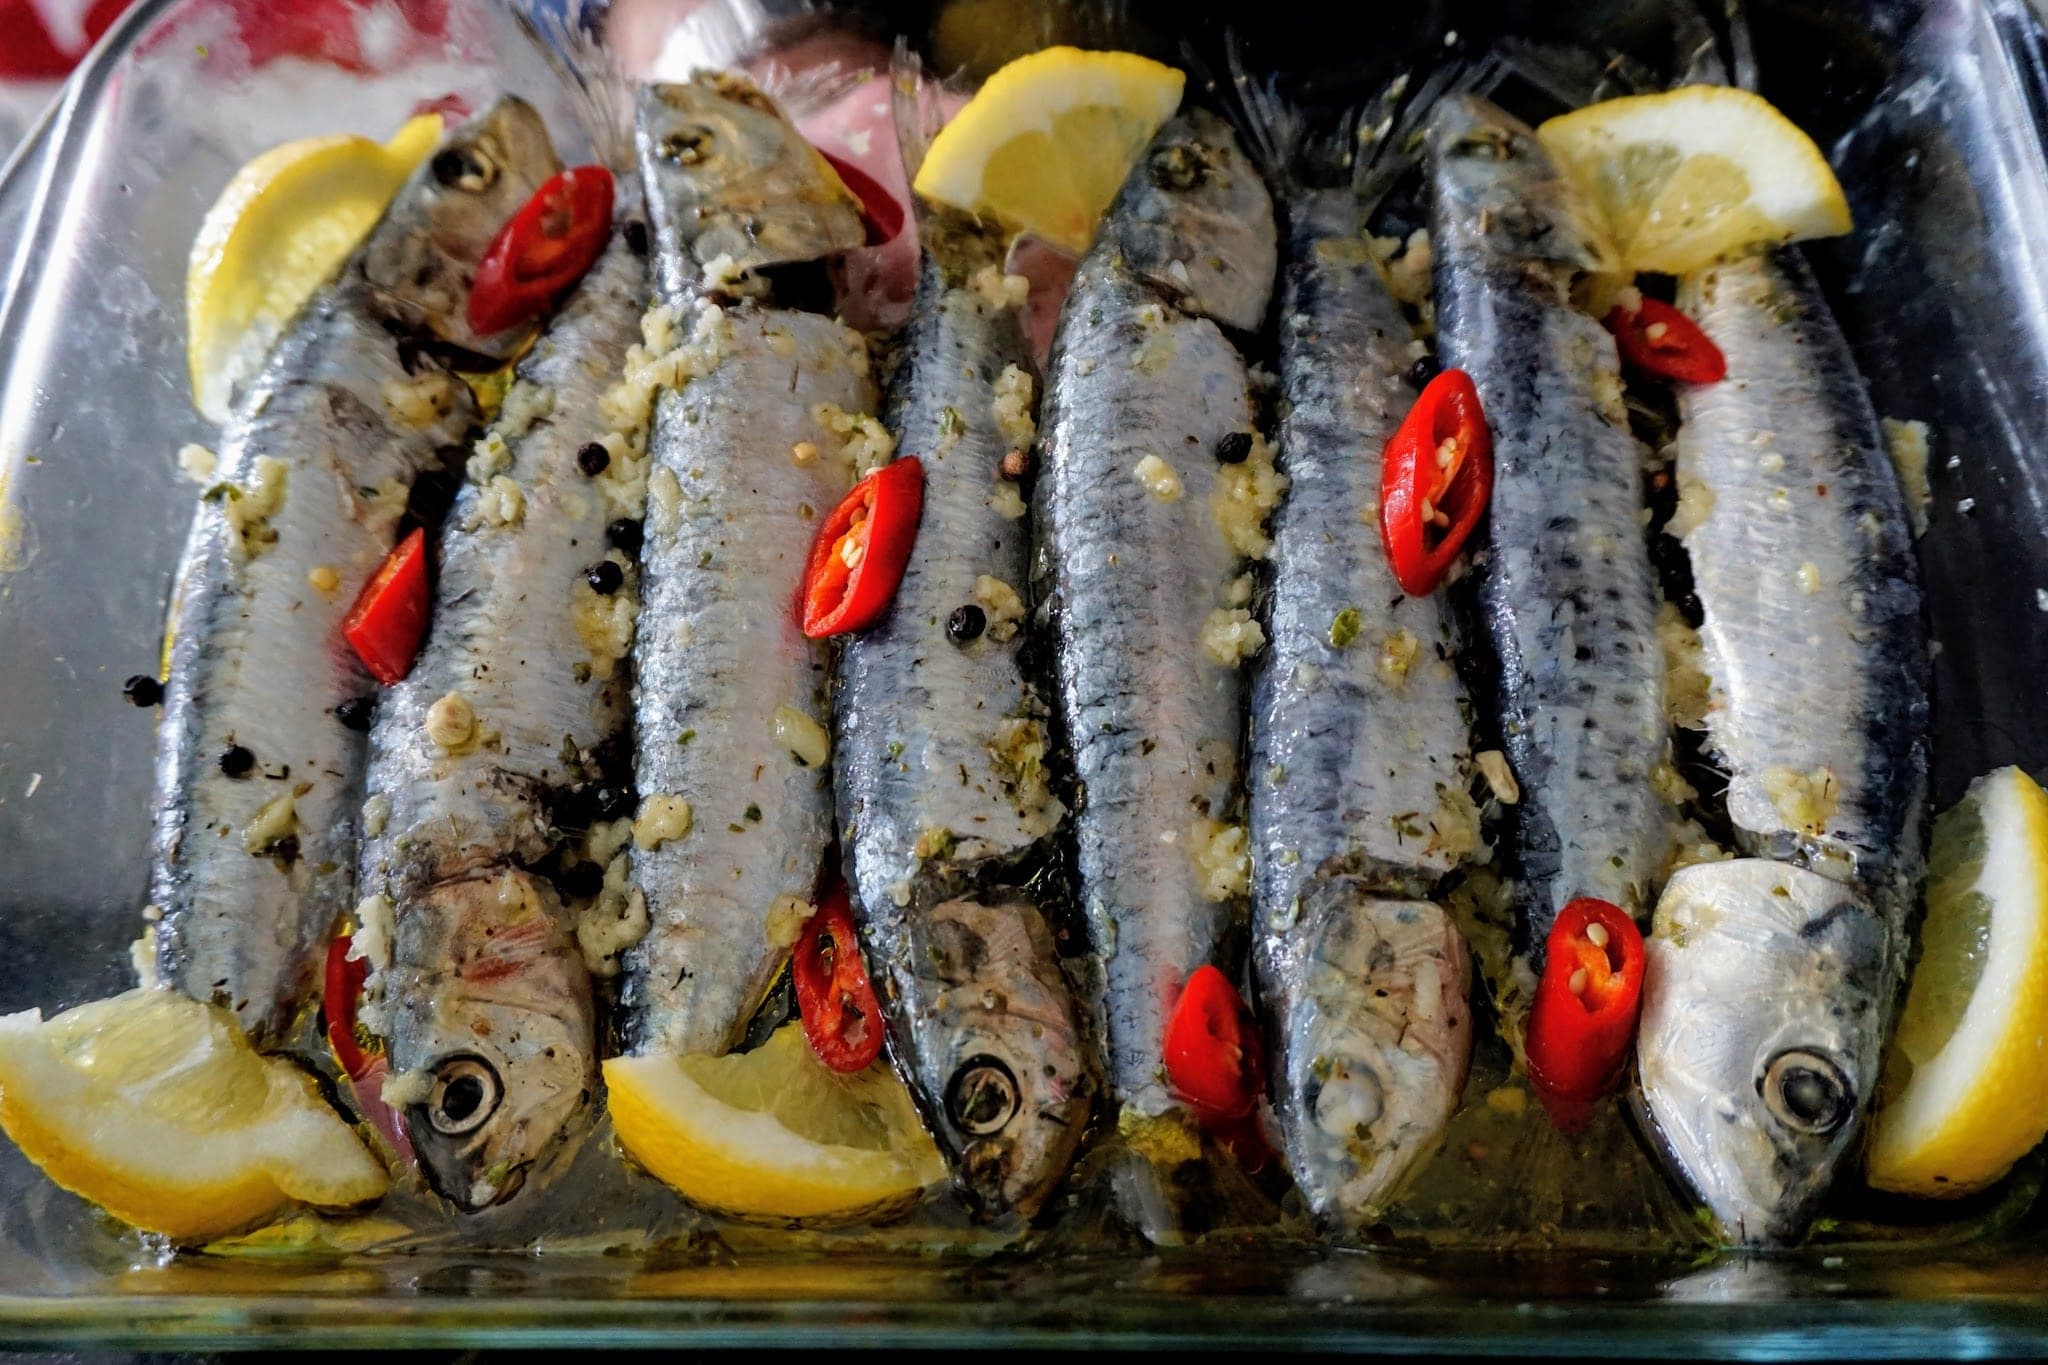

left=466, top=164, right=615, bottom=335
left=343, top=527, right=431, bottom=686
left=799, top=457, right=925, bottom=639
left=1525, top=896, right=1647, bottom=1132
left=1379, top=368, right=1495, bottom=597
left=1605, top=295, right=1727, bottom=384
left=818, top=148, right=907, bottom=246
left=791, top=882, right=886, bottom=1073
left=1163, top=964, right=1264, bottom=1121
left=322, top=932, right=374, bottom=1082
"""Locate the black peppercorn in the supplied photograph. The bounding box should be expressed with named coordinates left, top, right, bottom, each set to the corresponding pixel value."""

left=334, top=696, right=376, bottom=732
left=219, top=744, right=255, bottom=777
left=122, top=674, right=163, bottom=707
left=946, top=604, right=987, bottom=644
left=605, top=518, right=644, bottom=555
left=1407, top=353, right=1442, bottom=389
left=624, top=219, right=649, bottom=255
left=577, top=442, right=610, bottom=476
left=585, top=560, right=624, bottom=595
left=1215, top=431, right=1253, bottom=464
left=558, top=861, right=605, bottom=899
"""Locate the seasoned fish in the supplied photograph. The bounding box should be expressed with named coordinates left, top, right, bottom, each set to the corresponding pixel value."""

left=1634, top=249, right=1928, bottom=1245
left=148, top=101, right=559, bottom=1047
left=1251, top=186, right=1476, bottom=1226
left=623, top=76, right=870, bottom=1057
left=354, top=211, right=649, bottom=1209
left=1034, top=109, right=1277, bottom=1237
left=834, top=213, right=1089, bottom=1220
left=1427, top=95, right=1671, bottom=942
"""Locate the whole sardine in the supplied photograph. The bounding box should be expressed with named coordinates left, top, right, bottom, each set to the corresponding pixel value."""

left=1427, top=95, right=1672, bottom=942
left=149, top=101, right=559, bottom=1047
left=354, top=205, right=649, bottom=1210
left=1034, top=109, right=1277, bottom=1238
left=1635, top=249, right=1928, bottom=1245
left=622, top=76, right=870, bottom=1057
left=1251, top=186, right=1476, bottom=1227
left=834, top=213, right=1090, bottom=1220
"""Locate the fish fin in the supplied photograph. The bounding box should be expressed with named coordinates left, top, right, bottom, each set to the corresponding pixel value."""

left=747, top=59, right=874, bottom=124
left=510, top=5, right=637, bottom=172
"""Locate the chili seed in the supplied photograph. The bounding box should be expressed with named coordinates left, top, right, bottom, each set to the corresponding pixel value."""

left=623, top=219, right=649, bottom=255
left=219, top=744, right=255, bottom=777
left=605, top=518, right=644, bottom=555
left=1407, top=354, right=1442, bottom=389
left=1585, top=921, right=1610, bottom=949
left=122, top=674, right=163, bottom=707
left=585, top=560, right=624, bottom=595
left=559, top=861, right=605, bottom=899
left=1215, top=431, right=1253, bottom=464
left=576, top=442, right=610, bottom=476
left=335, top=696, right=376, bottom=732
left=947, top=604, right=986, bottom=644
left=1568, top=967, right=1590, bottom=995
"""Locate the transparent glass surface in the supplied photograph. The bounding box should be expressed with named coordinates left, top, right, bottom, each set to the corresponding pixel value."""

left=5, top=0, right=2048, bottom=1349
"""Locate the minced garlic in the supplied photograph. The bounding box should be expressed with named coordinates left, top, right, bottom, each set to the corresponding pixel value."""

left=382, top=1069, right=433, bottom=1108
left=969, top=264, right=1031, bottom=310
left=765, top=893, right=816, bottom=949
left=348, top=893, right=396, bottom=971
left=1658, top=602, right=1711, bottom=730
left=176, top=443, right=216, bottom=484
left=241, top=792, right=299, bottom=855
left=1191, top=819, right=1251, bottom=901
left=471, top=475, right=525, bottom=529
left=1796, top=561, right=1823, bottom=595
left=307, top=564, right=341, bottom=595
left=1475, top=749, right=1519, bottom=805
left=633, top=793, right=693, bottom=850
left=1668, top=817, right=1735, bottom=873
left=424, top=691, right=479, bottom=753
left=467, top=430, right=513, bottom=483
left=1210, top=431, right=1286, bottom=559
left=221, top=456, right=288, bottom=558
left=1133, top=454, right=1183, bottom=502
left=1429, top=785, right=1486, bottom=862
left=813, top=402, right=896, bottom=476
left=363, top=793, right=391, bottom=839
left=1651, top=760, right=1697, bottom=807
left=972, top=575, right=1027, bottom=643
left=988, top=716, right=1063, bottom=835
left=773, top=704, right=831, bottom=768
left=1667, top=464, right=1717, bottom=538
left=381, top=371, right=458, bottom=429
left=1200, top=607, right=1266, bottom=665
left=129, top=926, right=160, bottom=988
left=574, top=572, right=637, bottom=680
left=1881, top=417, right=1932, bottom=537
left=991, top=364, right=1037, bottom=451
left=988, top=483, right=1028, bottom=520
left=1378, top=628, right=1422, bottom=685
left=790, top=440, right=820, bottom=466
left=496, top=380, right=554, bottom=439
left=646, top=466, right=682, bottom=537
left=576, top=880, right=648, bottom=977
left=1762, top=766, right=1839, bottom=835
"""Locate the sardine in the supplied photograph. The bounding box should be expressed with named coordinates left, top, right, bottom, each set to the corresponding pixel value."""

left=1251, top=186, right=1476, bottom=1226
left=622, top=76, right=870, bottom=1057
left=1427, top=95, right=1672, bottom=942
left=149, top=100, right=560, bottom=1047
left=1634, top=249, right=1928, bottom=1245
left=833, top=212, right=1090, bottom=1220
left=1034, top=109, right=1277, bottom=1238
left=354, top=208, right=649, bottom=1209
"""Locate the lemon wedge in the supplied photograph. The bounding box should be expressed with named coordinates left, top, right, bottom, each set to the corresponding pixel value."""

left=606, top=1024, right=945, bottom=1224
left=187, top=114, right=444, bottom=423
left=0, top=990, right=389, bottom=1242
left=1867, top=767, right=2048, bottom=1196
left=1536, top=87, right=1851, bottom=276
left=912, top=46, right=1184, bottom=254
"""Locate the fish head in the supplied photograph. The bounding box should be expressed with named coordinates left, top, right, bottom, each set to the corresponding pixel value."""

left=1427, top=94, right=1618, bottom=276
left=1272, top=882, right=1473, bottom=1229
left=904, top=897, right=1093, bottom=1220
left=635, top=74, right=866, bottom=287
left=363, top=95, right=562, bottom=355
left=1108, top=108, right=1277, bottom=332
left=1633, top=859, right=1888, bottom=1246
left=392, top=871, right=598, bottom=1212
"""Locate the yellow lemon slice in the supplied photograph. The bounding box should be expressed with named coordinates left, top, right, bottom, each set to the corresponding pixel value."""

left=1536, top=86, right=1851, bottom=276
left=187, top=114, right=444, bottom=423
left=606, top=1024, right=945, bottom=1224
left=1867, top=767, right=2048, bottom=1196
left=912, top=46, right=1184, bottom=254
left=0, top=990, right=389, bottom=1242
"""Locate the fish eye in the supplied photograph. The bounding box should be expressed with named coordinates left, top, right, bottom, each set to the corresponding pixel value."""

left=425, top=1055, right=502, bottom=1136
left=1760, top=1048, right=1855, bottom=1135
left=659, top=126, right=713, bottom=167
left=1311, top=1063, right=1385, bottom=1139
left=1147, top=143, right=1206, bottom=192
left=431, top=144, right=499, bottom=193
left=946, top=1054, right=1020, bottom=1137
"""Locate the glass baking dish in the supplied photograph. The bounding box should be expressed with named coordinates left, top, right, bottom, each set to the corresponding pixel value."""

left=6, top=0, right=2048, bottom=1349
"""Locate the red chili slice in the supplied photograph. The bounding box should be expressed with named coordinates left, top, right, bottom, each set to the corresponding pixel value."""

left=1525, top=896, right=1647, bottom=1132
left=1379, top=368, right=1495, bottom=597
left=322, top=932, right=374, bottom=1082
left=818, top=148, right=906, bottom=246
left=1605, top=295, right=1727, bottom=384
left=791, top=882, right=886, bottom=1073
left=1163, top=964, right=1264, bottom=1121
left=343, top=527, right=431, bottom=686
left=799, top=457, right=924, bottom=639
left=466, top=164, right=615, bottom=335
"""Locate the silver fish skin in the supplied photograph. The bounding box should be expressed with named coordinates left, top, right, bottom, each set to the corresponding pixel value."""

left=1427, top=95, right=1671, bottom=941
left=1634, top=859, right=1886, bottom=1245
left=833, top=219, right=1090, bottom=1220
left=1635, top=250, right=1928, bottom=1247
left=1251, top=187, right=1477, bottom=1226
left=1034, top=110, right=1275, bottom=1235
left=624, top=76, right=873, bottom=1058
left=150, top=100, right=560, bottom=1047
left=357, top=219, right=648, bottom=1209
